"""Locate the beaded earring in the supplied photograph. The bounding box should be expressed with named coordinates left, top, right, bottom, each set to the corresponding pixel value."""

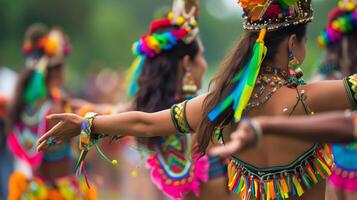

left=287, top=51, right=305, bottom=87
left=182, top=67, right=197, bottom=99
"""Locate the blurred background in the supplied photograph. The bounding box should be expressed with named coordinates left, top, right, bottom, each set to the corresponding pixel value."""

left=0, top=0, right=332, bottom=92
left=0, top=0, right=335, bottom=199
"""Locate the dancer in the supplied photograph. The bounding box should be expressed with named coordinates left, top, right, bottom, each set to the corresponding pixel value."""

left=315, top=1, right=357, bottom=199
left=7, top=24, right=96, bottom=200
left=38, top=0, right=357, bottom=199
left=126, top=1, right=233, bottom=199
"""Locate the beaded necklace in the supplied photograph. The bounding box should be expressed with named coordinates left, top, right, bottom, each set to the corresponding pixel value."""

left=214, top=65, right=306, bottom=143
left=246, top=65, right=306, bottom=111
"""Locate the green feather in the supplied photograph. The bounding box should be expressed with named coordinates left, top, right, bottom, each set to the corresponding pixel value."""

left=24, top=69, right=47, bottom=105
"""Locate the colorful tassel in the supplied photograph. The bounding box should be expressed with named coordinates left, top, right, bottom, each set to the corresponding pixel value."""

left=208, top=28, right=267, bottom=122
left=24, top=58, right=48, bottom=105
left=292, top=175, right=304, bottom=196
left=125, top=55, right=146, bottom=97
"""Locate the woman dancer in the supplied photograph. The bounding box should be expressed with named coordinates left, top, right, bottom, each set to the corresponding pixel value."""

left=38, top=0, right=357, bottom=199
left=7, top=24, right=96, bottom=200
left=126, top=0, right=233, bottom=199
left=314, top=1, right=357, bottom=199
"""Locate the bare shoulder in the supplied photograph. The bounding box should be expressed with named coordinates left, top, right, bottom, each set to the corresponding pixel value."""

left=300, top=80, right=352, bottom=112
left=185, top=93, right=208, bottom=131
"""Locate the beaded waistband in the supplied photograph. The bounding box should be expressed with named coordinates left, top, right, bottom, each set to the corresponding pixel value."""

left=228, top=144, right=333, bottom=200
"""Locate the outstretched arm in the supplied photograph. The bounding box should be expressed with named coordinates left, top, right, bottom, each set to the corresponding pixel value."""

left=259, top=111, right=355, bottom=143
left=210, top=111, right=356, bottom=156
left=37, top=94, right=206, bottom=151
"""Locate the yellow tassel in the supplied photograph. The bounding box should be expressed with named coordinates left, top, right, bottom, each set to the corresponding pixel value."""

left=254, top=180, right=258, bottom=198
left=256, top=28, right=267, bottom=43
left=292, top=176, right=304, bottom=196
left=266, top=182, right=270, bottom=200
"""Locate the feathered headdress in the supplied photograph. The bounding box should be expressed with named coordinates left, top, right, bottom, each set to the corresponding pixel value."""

left=125, top=0, right=199, bottom=97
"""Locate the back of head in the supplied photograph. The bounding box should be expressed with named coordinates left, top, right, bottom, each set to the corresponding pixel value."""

left=10, top=23, right=71, bottom=125
left=317, top=1, right=357, bottom=79
left=126, top=0, right=200, bottom=148
left=196, top=0, right=312, bottom=154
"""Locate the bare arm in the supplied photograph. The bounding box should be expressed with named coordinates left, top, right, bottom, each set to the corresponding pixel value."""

left=304, top=80, right=352, bottom=112
left=210, top=111, right=356, bottom=156
left=258, top=111, right=355, bottom=143
left=37, top=94, right=206, bottom=150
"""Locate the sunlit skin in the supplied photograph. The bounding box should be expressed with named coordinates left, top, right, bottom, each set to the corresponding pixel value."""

left=38, top=29, right=353, bottom=199
left=209, top=111, right=356, bottom=156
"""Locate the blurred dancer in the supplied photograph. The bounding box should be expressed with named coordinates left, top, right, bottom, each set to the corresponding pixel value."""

left=7, top=24, right=96, bottom=200
left=125, top=0, right=233, bottom=199
left=315, top=1, right=357, bottom=199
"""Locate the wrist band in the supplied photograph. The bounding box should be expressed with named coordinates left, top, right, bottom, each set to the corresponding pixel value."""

left=76, top=112, right=118, bottom=188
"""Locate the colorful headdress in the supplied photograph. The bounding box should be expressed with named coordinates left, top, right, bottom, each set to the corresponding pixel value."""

left=239, top=0, right=313, bottom=31
left=22, top=24, right=71, bottom=105
left=208, top=0, right=313, bottom=123
left=125, top=0, right=199, bottom=97
left=318, top=0, right=357, bottom=48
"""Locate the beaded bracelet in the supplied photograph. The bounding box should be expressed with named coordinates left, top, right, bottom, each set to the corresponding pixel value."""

left=76, top=112, right=117, bottom=188
left=343, top=74, right=357, bottom=109
left=170, top=100, right=193, bottom=133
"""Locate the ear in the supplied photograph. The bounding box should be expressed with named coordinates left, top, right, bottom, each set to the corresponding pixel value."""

left=181, top=55, right=193, bottom=70
left=288, top=34, right=297, bottom=52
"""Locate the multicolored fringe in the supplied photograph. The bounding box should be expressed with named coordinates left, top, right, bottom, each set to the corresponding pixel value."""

left=208, top=28, right=267, bottom=122
left=146, top=134, right=209, bottom=200
left=227, top=144, right=333, bottom=200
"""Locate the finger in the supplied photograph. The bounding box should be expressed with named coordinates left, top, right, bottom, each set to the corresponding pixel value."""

left=37, top=121, right=63, bottom=145
left=209, top=141, right=241, bottom=156
left=37, top=137, right=64, bottom=152
left=46, top=113, right=70, bottom=122
left=231, top=131, right=240, bottom=140
left=37, top=140, right=48, bottom=152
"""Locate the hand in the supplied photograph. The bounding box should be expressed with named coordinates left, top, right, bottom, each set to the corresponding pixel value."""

left=209, top=120, right=259, bottom=156
left=37, top=113, right=83, bottom=151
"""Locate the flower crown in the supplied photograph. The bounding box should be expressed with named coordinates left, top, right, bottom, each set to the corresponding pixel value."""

left=318, top=0, right=357, bottom=48
left=238, top=0, right=313, bottom=31
left=126, top=0, right=199, bottom=97
left=132, top=12, right=198, bottom=58
left=23, top=29, right=71, bottom=59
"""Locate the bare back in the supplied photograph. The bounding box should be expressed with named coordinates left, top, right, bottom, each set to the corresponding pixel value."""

left=222, top=79, right=352, bottom=199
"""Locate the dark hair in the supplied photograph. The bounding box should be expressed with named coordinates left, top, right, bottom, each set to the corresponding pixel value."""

left=9, top=24, right=66, bottom=128
left=196, top=23, right=307, bottom=154
left=132, top=26, right=200, bottom=147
